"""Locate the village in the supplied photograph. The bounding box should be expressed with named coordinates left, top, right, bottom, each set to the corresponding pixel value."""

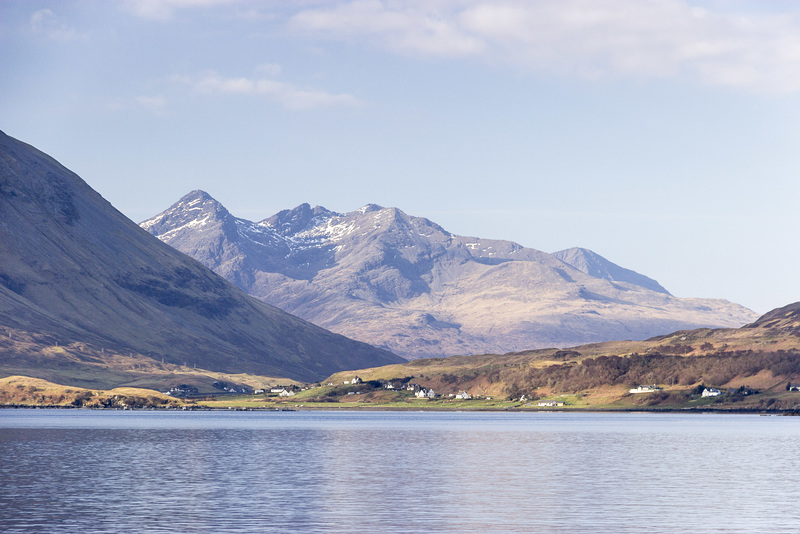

left=158, top=377, right=800, bottom=411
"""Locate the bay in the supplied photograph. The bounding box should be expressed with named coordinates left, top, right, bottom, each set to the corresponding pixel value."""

left=1, top=410, right=798, bottom=533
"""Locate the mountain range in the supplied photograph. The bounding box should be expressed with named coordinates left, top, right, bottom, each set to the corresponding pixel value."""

left=142, top=190, right=757, bottom=359
left=0, top=131, right=401, bottom=385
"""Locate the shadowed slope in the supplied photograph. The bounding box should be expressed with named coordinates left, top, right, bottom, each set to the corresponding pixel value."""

left=0, top=131, right=402, bottom=383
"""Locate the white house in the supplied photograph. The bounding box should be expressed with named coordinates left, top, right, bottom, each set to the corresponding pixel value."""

left=415, top=389, right=428, bottom=398
left=426, top=389, right=436, bottom=398
left=702, top=388, right=722, bottom=397
left=537, top=400, right=565, bottom=407
left=629, top=385, right=662, bottom=394
left=278, top=389, right=296, bottom=397
left=455, top=391, right=471, bottom=400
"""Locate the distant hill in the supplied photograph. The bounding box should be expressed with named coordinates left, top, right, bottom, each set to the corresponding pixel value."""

left=142, top=190, right=757, bottom=359
left=0, top=131, right=402, bottom=386
left=322, top=302, right=800, bottom=410
left=745, top=301, right=800, bottom=330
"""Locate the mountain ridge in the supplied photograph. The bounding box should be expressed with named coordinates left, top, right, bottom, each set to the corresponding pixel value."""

left=142, top=190, right=758, bottom=359
left=553, top=247, right=670, bottom=295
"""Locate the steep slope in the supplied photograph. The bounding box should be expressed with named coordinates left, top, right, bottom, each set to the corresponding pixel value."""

left=744, top=301, right=800, bottom=332
left=0, top=131, right=402, bottom=384
left=553, top=247, right=670, bottom=294
left=142, top=191, right=757, bottom=359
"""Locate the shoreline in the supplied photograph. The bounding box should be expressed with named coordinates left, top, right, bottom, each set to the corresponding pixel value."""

left=2, top=403, right=798, bottom=415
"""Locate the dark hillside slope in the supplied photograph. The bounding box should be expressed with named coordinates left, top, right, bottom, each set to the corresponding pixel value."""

left=744, top=301, right=800, bottom=331
left=0, top=131, right=401, bottom=382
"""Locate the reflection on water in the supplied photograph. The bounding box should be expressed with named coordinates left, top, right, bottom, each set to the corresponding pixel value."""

left=1, top=410, right=799, bottom=533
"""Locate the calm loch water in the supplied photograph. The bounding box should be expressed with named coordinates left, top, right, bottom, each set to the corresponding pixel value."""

left=1, top=410, right=799, bottom=533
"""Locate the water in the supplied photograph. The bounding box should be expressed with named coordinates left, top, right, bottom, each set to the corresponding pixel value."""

left=1, top=410, right=798, bottom=533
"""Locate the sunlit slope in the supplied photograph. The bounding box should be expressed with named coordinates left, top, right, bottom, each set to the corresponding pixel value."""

left=144, top=191, right=757, bottom=358
left=323, top=302, right=800, bottom=406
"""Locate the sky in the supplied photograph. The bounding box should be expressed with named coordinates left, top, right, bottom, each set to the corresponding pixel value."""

left=2, top=0, right=799, bottom=314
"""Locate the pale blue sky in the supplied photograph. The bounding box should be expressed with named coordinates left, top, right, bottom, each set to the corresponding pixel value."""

left=2, top=0, right=799, bottom=313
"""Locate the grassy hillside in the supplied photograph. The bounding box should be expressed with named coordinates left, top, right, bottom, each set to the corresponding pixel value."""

left=315, top=304, right=800, bottom=411
left=0, top=326, right=299, bottom=393
left=0, top=376, right=181, bottom=408
left=6, top=303, right=800, bottom=413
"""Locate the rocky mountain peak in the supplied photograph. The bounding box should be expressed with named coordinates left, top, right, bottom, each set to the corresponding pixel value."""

left=140, top=189, right=231, bottom=236
left=356, top=203, right=384, bottom=214
left=553, top=246, right=670, bottom=295
left=175, top=189, right=227, bottom=215
left=350, top=205, right=451, bottom=242
left=262, top=203, right=337, bottom=236
left=181, top=189, right=213, bottom=203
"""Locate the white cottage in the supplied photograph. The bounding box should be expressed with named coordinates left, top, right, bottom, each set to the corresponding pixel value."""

left=629, top=385, right=661, bottom=394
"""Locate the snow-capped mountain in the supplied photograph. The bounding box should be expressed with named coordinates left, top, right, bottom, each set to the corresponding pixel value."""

left=142, top=190, right=758, bottom=359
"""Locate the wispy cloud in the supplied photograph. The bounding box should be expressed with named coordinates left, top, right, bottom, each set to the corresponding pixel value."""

left=29, top=9, right=88, bottom=42
left=289, top=0, right=485, bottom=57
left=135, top=95, right=168, bottom=112
left=288, top=0, right=800, bottom=93
left=122, top=0, right=237, bottom=21
left=104, top=95, right=169, bottom=114
left=182, top=69, right=363, bottom=110
left=255, top=63, right=282, bottom=77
